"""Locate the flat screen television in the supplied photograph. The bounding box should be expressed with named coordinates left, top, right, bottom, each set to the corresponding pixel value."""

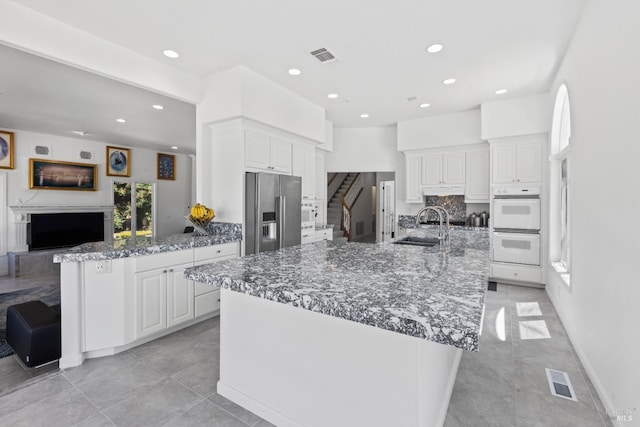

left=28, top=212, right=105, bottom=251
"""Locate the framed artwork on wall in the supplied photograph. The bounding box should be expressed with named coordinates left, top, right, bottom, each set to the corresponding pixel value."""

left=0, top=130, right=15, bottom=169
left=29, top=158, right=97, bottom=191
left=157, top=153, right=175, bottom=180
left=106, top=146, right=131, bottom=177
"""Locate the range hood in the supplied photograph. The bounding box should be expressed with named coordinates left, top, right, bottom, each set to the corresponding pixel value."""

left=422, top=186, right=465, bottom=196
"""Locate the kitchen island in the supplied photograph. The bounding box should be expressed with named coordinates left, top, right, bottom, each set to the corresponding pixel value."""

left=185, top=228, right=489, bottom=427
left=53, top=223, right=242, bottom=369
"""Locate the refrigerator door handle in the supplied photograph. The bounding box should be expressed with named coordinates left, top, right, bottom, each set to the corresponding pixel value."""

left=278, top=195, right=286, bottom=249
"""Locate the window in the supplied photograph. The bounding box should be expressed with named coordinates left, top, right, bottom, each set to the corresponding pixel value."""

left=113, top=181, right=155, bottom=240
left=550, top=84, right=571, bottom=285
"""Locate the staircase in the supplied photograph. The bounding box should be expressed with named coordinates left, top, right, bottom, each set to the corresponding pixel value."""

left=327, top=173, right=358, bottom=243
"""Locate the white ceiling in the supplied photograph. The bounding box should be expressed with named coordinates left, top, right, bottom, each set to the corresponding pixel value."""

left=1, top=0, right=587, bottom=153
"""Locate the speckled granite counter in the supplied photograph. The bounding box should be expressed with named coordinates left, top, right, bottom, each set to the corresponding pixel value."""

left=186, top=229, right=489, bottom=352
left=53, top=222, right=242, bottom=263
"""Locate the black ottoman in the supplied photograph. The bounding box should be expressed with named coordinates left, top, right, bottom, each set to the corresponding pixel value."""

left=6, top=300, right=61, bottom=367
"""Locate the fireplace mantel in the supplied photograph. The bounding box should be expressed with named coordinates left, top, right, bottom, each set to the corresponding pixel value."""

left=9, top=205, right=114, bottom=252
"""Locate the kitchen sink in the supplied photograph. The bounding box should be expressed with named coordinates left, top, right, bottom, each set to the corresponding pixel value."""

left=392, top=236, right=440, bottom=247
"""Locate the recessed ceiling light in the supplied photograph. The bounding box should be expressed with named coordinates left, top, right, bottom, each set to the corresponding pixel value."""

left=419, top=103, right=431, bottom=108
left=443, top=78, right=456, bottom=85
left=426, top=44, right=443, bottom=53
left=360, top=113, right=369, bottom=118
left=495, top=89, right=508, bottom=95
left=288, top=68, right=301, bottom=76
left=171, top=146, right=178, bottom=150
left=163, top=50, right=179, bottom=59
left=328, top=93, right=339, bottom=99
left=116, top=118, right=126, bottom=123
left=152, top=104, right=164, bottom=110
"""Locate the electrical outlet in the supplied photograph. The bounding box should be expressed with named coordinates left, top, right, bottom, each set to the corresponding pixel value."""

left=95, top=260, right=112, bottom=273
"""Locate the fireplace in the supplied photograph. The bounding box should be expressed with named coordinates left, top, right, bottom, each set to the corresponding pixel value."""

left=28, top=212, right=105, bottom=251
left=9, top=205, right=113, bottom=253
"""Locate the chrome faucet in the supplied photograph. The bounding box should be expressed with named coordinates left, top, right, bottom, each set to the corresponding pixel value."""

left=415, top=205, right=451, bottom=246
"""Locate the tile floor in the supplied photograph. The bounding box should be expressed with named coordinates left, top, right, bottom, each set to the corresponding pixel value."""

left=0, top=283, right=612, bottom=426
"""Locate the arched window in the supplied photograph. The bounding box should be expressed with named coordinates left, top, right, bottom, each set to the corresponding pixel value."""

left=550, top=84, right=571, bottom=285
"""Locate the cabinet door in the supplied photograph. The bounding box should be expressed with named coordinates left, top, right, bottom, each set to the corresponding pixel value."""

left=405, top=155, right=422, bottom=203
left=245, top=131, right=271, bottom=170
left=166, top=264, right=194, bottom=328
left=465, top=149, right=490, bottom=202
left=135, top=269, right=167, bottom=339
left=292, top=144, right=315, bottom=198
left=516, top=141, right=542, bottom=183
left=492, top=145, right=517, bottom=184
left=269, top=137, right=292, bottom=174
left=443, top=152, right=465, bottom=184
left=421, top=154, right=442, bottom=185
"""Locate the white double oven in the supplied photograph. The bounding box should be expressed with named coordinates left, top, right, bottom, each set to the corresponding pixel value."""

left=492, top=187, right=541, bottom=266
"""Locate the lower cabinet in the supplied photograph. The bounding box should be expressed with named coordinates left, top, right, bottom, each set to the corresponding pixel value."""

left=134, top=262, right=194, bottom=339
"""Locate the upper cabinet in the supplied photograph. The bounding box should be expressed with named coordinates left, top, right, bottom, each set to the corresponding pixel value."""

left=245, top=131, right=292, bottom=174
left=491, top=137, right=543, bottom=184
left=292, top=143, right=316, bottom=199
left=421, top=152, right=465, bottom=186
left=405, top=154, right=422, bottom=203
left=465, top=147, right=490, bottom=203
left=405, top=145, right=492, bottom=203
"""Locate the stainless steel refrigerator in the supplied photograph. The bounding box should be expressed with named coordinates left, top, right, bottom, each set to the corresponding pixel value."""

left=245, top=172, right=302, bottom=255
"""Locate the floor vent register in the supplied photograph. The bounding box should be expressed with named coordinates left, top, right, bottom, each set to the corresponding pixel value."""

left=545, top=368, right=577, bottom=401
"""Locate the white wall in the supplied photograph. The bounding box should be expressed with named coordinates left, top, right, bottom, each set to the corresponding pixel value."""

left=481, top=93, right=551, bottom=140
left=0, top=129, right=191, bottom=260
left=397, top=110, right=481, bottom=151
left=325, top=127, right=409, bottom=214
left=545, top=2, right=640, bottom=423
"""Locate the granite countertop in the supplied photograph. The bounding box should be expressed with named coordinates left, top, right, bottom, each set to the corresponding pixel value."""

left=53, top=222, right=242, bottom=263
left=185, top=229, right=489, bottom=352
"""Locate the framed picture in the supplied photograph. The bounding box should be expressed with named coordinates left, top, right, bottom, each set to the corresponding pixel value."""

left=29, top=158, right=97, bottom=191
left=0, top=130, right=15, bottom=169
left=157, top=153, right=175, bottom=180
left=106, top=146, right=131, bottom=177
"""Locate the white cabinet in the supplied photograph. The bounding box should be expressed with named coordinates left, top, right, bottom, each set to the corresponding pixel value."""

left=192, top=242, right=240, bottom=317
left=491, top=139, right=542, bottom=184
left=166, top=264, right=194, bottom=328
left=292, top=143, right=316, bottom=199
left=245, top=131, right=292, bottom=174
left=135, top=268, right=168, bottom=339
left=135, top=261, right=193, bottom=339
left=465, top=148, right=490, bottom=202
left=314, top=228, right=333, bottom=242
left=405, top=154, right=422, bottom=203
left=421, top=152, right=465, bottom=186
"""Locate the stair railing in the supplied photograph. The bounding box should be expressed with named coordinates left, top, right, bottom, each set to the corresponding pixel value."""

left=340, top=173, right=364, bottom=241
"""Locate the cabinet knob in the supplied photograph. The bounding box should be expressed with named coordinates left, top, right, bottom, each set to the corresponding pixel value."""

left=216, top=250, right=221, bottom=253
left=162, top=269, right=167, bottom=273
left=168, top=268, right=174, bottom=272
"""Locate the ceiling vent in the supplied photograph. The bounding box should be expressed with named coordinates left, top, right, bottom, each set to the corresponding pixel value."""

left=310, top=48, right=337, bottom=63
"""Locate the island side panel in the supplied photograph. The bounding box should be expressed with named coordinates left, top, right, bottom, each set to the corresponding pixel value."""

left=59, top=261, right=84, bottom=369
left=218, top=288, right=462, bottom=427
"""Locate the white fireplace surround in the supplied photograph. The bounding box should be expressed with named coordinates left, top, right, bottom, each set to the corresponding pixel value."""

left=9, top=205, right=114, bottom=252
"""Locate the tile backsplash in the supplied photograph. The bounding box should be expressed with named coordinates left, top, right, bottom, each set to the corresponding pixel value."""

left=423, top=195, right=467, bottom=221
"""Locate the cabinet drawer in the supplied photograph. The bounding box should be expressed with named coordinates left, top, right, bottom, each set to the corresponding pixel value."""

left=194, top=242, right=239, bottom=262
left=194, top=281, right=217, bottom=296
left=195, top=290, right=221, bottom=317
left=315, top=229, right=333, bottom=241
left=135, top=249, right=192, bottom=272
left=490, top=263, right=542, bottom=284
